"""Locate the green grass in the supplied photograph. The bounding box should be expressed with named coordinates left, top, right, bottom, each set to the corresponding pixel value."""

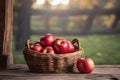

left=13, top=34, right=120, bottom=64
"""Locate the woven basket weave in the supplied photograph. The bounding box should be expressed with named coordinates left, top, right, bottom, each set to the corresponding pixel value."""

left=23, top=39, right=84, bottom=73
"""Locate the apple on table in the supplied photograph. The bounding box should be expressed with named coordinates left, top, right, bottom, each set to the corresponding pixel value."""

left=77, top=58, right=94, bottom=73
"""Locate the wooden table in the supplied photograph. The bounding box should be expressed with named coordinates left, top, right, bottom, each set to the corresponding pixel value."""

left=0, top=64, right=120, bottom=80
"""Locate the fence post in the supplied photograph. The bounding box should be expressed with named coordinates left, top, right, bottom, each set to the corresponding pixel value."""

left=81, top=14, right=95, bottom=34
left=111, top=13, right=120, bottom=30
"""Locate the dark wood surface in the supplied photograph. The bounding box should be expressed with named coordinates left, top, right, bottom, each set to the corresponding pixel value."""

left=0, top=0, right=13, bottom=69
left=0, top=0, right=5, bottom=55
left=0, top=64, right=120, bottom=80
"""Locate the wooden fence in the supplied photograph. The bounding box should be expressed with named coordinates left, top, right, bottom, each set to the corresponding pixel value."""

left=14, top=1, right=120, bottom=49
left=31, top=8, right=120, bottom=35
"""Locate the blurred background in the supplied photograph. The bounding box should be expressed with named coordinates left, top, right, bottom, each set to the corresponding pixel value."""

left=13, top=0, right=120, bottom=64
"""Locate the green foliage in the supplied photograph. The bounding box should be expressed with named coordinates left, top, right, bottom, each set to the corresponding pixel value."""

left=13, top=50, right=26, bottom=64
left=13, top=34, right=120, bottom=64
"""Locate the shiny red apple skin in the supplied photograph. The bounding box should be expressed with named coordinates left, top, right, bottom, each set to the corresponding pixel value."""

left=56, top=37, right=66, bottom=40
left=53, top=39, right=69, bottom=54
left=34, top=42, right=41, bottom=46
left=40, top=33, right=55, bottom=47
left=31, top=45, right=42, bottom=52
left=41, top=46, right=55, bottom=54
left=77, top=58, right=94, bottom=73
left=68, top=41, right=75, bottom=53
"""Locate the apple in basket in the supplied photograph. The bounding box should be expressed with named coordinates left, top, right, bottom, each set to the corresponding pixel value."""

left=77, top=58, right=94, bottom=73
left=55, top=37, right=75, bottom=53
left=30, top=33, right=76, bottom=54
left=56, top=37, right=66, bottom=40
left=40, top=33, right=55, bottom=47
left=31, top=44, right=42, bottom=52
left=53, top=39, right=69, bottom=54
left=41, top=46, right=55, bottom=54
left=34, top=41, right=41, bottom=46
left=68, top=41, right=75, bottom=53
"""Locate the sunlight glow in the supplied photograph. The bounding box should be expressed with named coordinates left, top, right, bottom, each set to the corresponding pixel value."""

left=32, top=0, right=70, bottom=9
left=50, top=0, right=69, bottom=6
left=36, top=0, right=45, bottom=5
left=50, top=0, right=61, bottom=6
left=60, top=0, right=69, bottom=5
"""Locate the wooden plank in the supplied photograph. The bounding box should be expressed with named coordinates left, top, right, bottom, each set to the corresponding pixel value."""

left=0, top=0, right=7, bottom=70
left=0, top=55, right=7, bottom=69
left=0, top=0, right=13, bottom=69
left=0, top=64, right=120, bottom=80
left=4, top=0, right=13, bottom=65
left=0, top=0, right=6, bottom=55
left=31, top=8, right=120, bottom=16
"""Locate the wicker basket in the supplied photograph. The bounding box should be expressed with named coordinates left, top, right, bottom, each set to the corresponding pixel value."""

left=23, top=39, right=84, bottom=73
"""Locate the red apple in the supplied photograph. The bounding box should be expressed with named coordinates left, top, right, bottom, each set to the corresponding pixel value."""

left=53, top=39, right=69, bottom=54
left=77, top=58, right=94, bottom=73
left=68, top=41, right=75, bottom=53
left=56, top=37, right=66, bottom=40
left=30, top=44, right=34, bottom=49
left=31, top=45, right=42, bottom=52
left=34, top=41, right=41, bottom=46
left=40, top=33, right=55, bottom=47
left=41, top=46, right=55, bottom=54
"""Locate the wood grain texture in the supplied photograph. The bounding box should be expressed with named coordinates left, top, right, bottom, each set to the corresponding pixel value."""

left=0, top=64, right=120, bottom=80
left=3, top=0, right=13, bottom=65
left=0, top=0, right=13, bottom=69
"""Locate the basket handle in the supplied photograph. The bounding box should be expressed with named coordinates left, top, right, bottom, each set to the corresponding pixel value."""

left=25, top=40, right=32, bottom=49
left=71, top=38, right=80, bottom=50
